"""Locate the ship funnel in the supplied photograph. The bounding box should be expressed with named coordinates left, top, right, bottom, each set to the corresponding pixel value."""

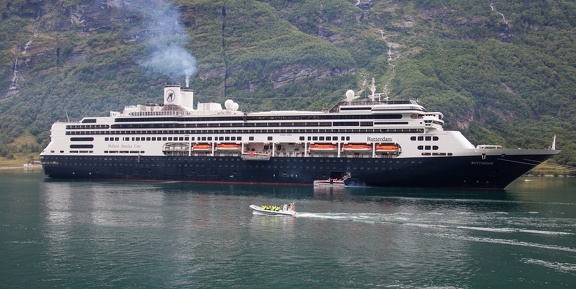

left=163, top=83, right=194, bottom=110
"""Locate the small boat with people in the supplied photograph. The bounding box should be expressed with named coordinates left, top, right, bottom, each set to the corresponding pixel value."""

left=250, top=203, right=297, bottom=216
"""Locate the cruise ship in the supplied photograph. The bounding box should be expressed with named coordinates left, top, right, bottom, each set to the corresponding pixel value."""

left=40, top=83, right=560, bottom=189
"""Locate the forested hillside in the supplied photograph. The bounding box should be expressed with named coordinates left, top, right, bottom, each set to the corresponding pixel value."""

left=1, top=0, right=575, bottom=170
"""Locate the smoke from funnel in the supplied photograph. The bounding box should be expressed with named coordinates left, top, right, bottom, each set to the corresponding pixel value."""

left=128, top=0, right=197, bottom=86
left=141, top=45, right=196, bottom=86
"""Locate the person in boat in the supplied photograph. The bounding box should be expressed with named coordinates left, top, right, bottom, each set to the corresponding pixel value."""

left=262, top=205, right=279, bottom=211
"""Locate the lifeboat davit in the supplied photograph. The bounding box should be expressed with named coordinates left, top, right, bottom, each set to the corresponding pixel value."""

left=193, top=144, right=212, bottom=151
left=216, top=143, right=242, bottom=151
left=343, top=144, right=372, bottom=151
left=309, top=143, right=338, bottom=151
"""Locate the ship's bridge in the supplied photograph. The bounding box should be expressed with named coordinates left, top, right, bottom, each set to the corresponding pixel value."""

left=423, top=112, right=444, bottom=131
left=330, top=99, right=425, bottom=113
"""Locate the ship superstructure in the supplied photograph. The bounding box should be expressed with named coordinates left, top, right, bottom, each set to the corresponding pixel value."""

left=40, top=84, right=559, bottom=189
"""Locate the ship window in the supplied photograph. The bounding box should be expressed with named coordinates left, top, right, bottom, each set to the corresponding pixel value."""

left=425, top=136, right=431, bottom=141
left=425, top=145, right=431, bottom=150
left=433, top=146, right=438, bottom=150
left=268, top=136, right=273, bottom=141
left=418, top=136, right=424, bottom=141
left=410, top=136, right=416, bottom=141
left=433, top=136, right=439, bottom=141
left=319, top=137, right=325, bottom=141
left=312, top=136, right=318, bottom=141
left=70, top=144, right=93, bottom=149
left=249, top=136, right=255, bottom=141
left=417, top=145, right=423, bottom=150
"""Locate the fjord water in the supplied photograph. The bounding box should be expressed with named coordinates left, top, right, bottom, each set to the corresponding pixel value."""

left=1, top=170, right=575, bottom=289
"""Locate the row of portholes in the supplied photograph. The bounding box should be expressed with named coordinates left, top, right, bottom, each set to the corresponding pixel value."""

left=67, top=161, right=422, bottom=170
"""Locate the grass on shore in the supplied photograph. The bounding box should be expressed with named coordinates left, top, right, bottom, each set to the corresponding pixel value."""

left=0, top=153, right=40, bottom=167
left=529, top=161, right=573, bottom=177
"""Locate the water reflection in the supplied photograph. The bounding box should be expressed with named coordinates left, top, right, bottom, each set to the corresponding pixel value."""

left=2, top=172, right=575, bottom=288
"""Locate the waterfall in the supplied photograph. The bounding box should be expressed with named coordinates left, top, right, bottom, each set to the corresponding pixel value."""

left=9, top=16, right=39, bottom=93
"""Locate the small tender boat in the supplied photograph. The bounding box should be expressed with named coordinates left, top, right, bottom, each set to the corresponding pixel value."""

left=342, top=144, right=372, bottom=152
left=216, top=143, right=242, bottom=151
left=375, top=144, right=399, bottom=152
left=250, top=203, right=296, bottom=216
left=309, top=143, right=338, bottom=151
left=192, top=144, right=212, bottom=151
left=313, top=178, right=346, bottom=187
left=241, top=152, right=271, bottom=161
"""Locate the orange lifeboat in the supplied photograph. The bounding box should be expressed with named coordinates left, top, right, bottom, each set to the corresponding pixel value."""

left=343, top=144, right=372, bottom=151
left=309, top=143, right=338, bottom=151
left=375, top=144, right=399, bottom=152
left=216, top=143, right=242, bottom=151
left=193, top=144, right=212, bottom=151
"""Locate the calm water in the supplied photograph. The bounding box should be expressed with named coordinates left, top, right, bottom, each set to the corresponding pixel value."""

left=1, top=170, right=575, bottom=289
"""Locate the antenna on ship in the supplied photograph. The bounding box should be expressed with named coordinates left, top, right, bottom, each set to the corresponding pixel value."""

left=369, top=78, right=377, bottom=101
left=383, top=84, right=389, bottom=102
left=354, top=74, right=367, bottom=99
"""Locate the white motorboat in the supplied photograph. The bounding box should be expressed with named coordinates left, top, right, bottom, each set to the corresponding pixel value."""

left=313, top=178, right=346, bottom=187
left=250, top=203, right=296, bottom=216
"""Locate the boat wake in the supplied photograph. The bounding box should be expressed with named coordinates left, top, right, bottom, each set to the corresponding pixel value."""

left=296, top=212, right=388, bottom=223
left=426, top=233, right=576, bottom=253
left=296, top=212, right=574, bottom=235
left=521, top=258, right=576, bottom=273
left=296, top=211, right=576, bottom=257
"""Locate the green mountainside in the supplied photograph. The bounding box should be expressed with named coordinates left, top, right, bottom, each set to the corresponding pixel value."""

left=1, top=0, right=575, bottom=170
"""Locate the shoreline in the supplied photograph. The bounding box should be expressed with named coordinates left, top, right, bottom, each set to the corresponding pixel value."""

left=0, top=165, right=43, bottom=170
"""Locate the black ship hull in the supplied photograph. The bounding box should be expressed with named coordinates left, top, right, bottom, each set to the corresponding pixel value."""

left=40, top=152, right=554, bottom=189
